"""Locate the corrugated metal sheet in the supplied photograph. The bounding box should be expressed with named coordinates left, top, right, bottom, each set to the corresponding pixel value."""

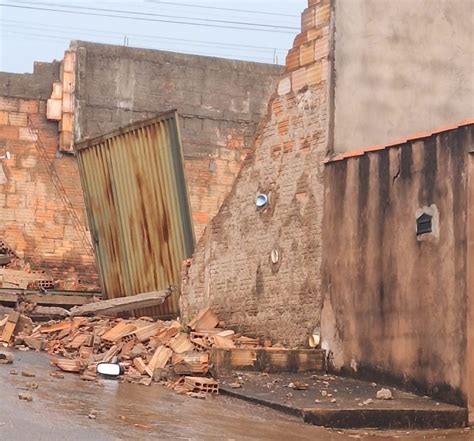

left=75, top=110, right=195, bottom=317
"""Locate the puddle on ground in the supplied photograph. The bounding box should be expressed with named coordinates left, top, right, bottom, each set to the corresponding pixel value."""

left=1, top=351, right=472, bottom=441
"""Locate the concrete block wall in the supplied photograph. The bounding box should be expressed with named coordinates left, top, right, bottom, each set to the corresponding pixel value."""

left=0, top=61, right=60, bottom=100
left=71, top=42, right=283, bottom=239
left=181, top=0, right=332, bottom=347
left=0, top=96, right=98, bottom=289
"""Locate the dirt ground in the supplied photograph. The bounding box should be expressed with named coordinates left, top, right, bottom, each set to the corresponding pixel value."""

left=0, top=350, right=472, bottom=441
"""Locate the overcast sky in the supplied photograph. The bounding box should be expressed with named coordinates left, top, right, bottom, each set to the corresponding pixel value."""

left=0, top=0, right=307, bottom=73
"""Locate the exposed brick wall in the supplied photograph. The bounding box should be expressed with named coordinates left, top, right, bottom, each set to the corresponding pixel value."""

left=0, top=96, right=98, bottom=289
left=181, top=0, right=332, bottom=347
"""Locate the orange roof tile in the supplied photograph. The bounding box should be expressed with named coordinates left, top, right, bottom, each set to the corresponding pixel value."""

left=325, top=118, right=473, bottom=164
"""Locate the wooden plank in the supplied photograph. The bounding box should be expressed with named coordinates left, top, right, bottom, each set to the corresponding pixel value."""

left=70, top=290, right=170, bottom=317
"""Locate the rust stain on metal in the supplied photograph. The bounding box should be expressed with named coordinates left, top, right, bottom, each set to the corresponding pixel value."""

left=75, top=110, right=195, bottom=317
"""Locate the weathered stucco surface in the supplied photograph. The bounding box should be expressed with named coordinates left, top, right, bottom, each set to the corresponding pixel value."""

left=322, top=125, right=473, bottom=408
left=468, top=151, right=474, bottom=423
left=333, top=0, right=474, bottom=152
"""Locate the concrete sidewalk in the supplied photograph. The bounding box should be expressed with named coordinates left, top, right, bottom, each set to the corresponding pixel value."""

left=219, top=371, right=467, bottom=429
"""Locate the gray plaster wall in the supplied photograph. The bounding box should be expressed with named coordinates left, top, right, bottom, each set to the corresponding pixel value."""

left=322, top=124, right=473, bottom=407
left=72, top=41, right=283, bottom=158
left=333, top=0, right=474, bottom=152
left=0, top=61, right=60, bottom=100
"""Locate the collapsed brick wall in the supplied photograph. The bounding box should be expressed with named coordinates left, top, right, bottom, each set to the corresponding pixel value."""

left=0, top=96, right=98, bottom=289
left=72, top=42, right=283, bottom=239
left=181, top=0, right=332, bottom=347
left=1, top=43, right=283, bottom=289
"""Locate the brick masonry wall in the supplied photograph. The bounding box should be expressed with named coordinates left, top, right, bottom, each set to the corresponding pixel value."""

left=0, top=96, right=98, bottom=289
left=72, top=42, right=283, bottom=239
left=181, top=0, right=332, bottom=347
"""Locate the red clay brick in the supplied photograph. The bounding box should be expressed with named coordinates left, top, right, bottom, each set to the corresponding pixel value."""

left=307, top=62, right=323, bottom=85
left=0, top=111, right=8, bottom=125
left=286, top=48, right=300, bottom=72
left=315, top=4, right=330, bottom=27
left=278, top=118, right=290, bottom=136
left=18, top=99, right=38, bottom=114
left=314, top=37, right=329, bottom=60
left=0, top=97, right=19, bottom=112
left=283, top=140, right=295, bottom=153
left=292, top=67, right=307, bottom=92
left=301, top=8, right=316, bottom=32
left=293, top=32, right=308, bottom=47
left=8, top=112, right=28, bottom=127
left=0, top=125, right=19, bottom=140
left=300, top=42, right=315, bottom=66
left=18, top=127, right=37, bottom=142
left=307, top=28, right=323, bottom=43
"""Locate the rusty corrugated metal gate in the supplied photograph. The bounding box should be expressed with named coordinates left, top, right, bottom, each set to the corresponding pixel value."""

left=75, top=111, right=195, bottom=317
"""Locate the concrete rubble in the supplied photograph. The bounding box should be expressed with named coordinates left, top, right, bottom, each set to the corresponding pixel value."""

left=0, top=305, right=267, bottom=399
left=0, top=239, right=55, bottom=290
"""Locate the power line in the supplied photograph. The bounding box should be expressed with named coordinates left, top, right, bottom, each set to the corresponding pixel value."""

left=146, top=0, right=299, bottom=18
left=0, top=3, right=295, bottom=34
left=1, top=19, right=289, bottom=53
left=0, top=30, right=282, bottom=64
left=7, top=1, right=299, bottom=31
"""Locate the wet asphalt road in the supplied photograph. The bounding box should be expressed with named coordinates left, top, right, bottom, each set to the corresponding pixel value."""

left=0, top=350, right=473, bottom=441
